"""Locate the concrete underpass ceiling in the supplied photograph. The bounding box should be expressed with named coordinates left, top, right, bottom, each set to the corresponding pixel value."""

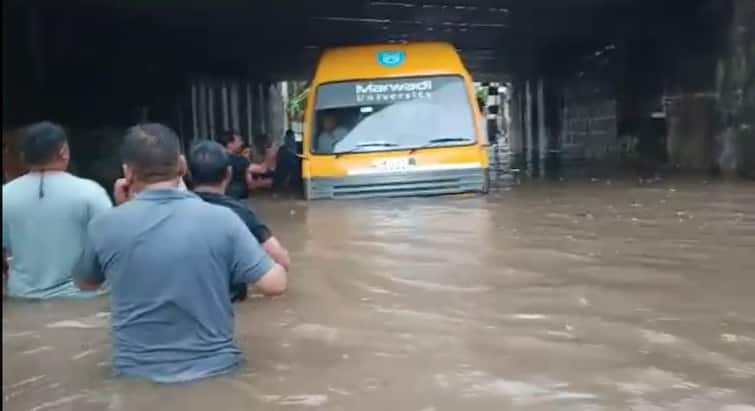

left=8, top=0, right=704, bottom=80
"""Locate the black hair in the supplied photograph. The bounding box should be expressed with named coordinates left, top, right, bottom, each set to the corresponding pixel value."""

left=219, top=130, right=239, bottom=147
left=188, top=140, right=230, bottom=186
left=21, top=121, right=67, bottom=166
left=121, top=123, right=181, bottom=183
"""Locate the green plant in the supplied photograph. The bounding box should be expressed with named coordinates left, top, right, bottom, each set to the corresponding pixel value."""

left=475, top=84, right=488, bottom=102
left=286, top=84, right=310, bottom=122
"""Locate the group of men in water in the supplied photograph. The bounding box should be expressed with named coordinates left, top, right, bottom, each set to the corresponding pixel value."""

left=2, top=121, right=290, bottom=383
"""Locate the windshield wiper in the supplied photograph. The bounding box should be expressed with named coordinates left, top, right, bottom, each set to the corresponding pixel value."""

left=335, top=141, right=398, bottom=158
left=409, top=137, right=474, bottom=154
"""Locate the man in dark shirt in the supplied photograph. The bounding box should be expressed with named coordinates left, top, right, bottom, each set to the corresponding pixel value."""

left=219, top=131, right=252, bottom=199
left=188, top=141, right=291, bottom=301
left=272, top=129, right=303, bottom=191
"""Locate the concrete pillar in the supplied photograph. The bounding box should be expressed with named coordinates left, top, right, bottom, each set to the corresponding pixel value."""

left=281, top=81, right=289, bottom=132
left=230, top=81, right=240, bottom=134
left=509, top=82, right=524, bottom=171
left=260, top=83, right=267, bottom=135
left=191, top=82, right=198, bottom=141
left=208, top=81, right=216, bottom=139
left=268, top=83, right=285, bottom=143
left=727, top=0, right=754, bottom=177
left=537, top=78, right=548, bottom=177
left=198, top=82, right=208, bottom=139
left=221, top=81, right=229, bottom=131
left=525, top=80, right=534, bottom=176
left=245, top=82, right=253, bottom=142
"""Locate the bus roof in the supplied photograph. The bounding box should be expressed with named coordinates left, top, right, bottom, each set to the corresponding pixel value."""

left=313, top=42, right=470, bottom=85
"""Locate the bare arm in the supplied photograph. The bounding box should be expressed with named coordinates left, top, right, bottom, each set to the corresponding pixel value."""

left=229, top=212, right=288, bottom=297
left=3, top=249, right=8, bottom=297
left=252, top=263, right=288, bottom=297
left=262, top=237, right=291, bottom=271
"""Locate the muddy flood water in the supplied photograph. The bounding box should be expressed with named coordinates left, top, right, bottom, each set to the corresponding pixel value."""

left=3, top=179, right=755, bottom=411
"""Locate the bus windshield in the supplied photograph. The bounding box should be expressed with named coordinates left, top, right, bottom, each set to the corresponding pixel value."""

left=311, top=75, right=476, bottom=155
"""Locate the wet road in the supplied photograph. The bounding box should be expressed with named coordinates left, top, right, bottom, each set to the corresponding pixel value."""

left=3, top=179, right=755, bottom=411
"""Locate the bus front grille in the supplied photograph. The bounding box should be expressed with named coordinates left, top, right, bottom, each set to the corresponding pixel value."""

left=308, top=168, right=486, bottom=200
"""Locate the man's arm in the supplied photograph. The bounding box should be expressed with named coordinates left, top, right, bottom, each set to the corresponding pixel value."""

left=76, top=186, right=111, bottom=290
left=3, top=249, right=8, bottom=297
left=238, top=207, right=291, bottom=270
left=228, top=214, right=288, bottom=296
left=73, top=225, right=106, bottom=291
left=262, top=237, right=291, bottom=271
left=3, top=199, right=10, bottom=295
left=252, top=264, right=288, bottom=296
left=88, top=183, right=113, bottom=217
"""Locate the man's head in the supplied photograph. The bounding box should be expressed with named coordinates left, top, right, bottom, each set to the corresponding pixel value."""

left=219, top=130, right=243, bottom=154
left=284, top=129, right=296, bottom=147
left=240, top=143, right=252, bottom=160
left=21, top=121, right=70, bottom=170
left=321, top=113, right=338, bottom=132
left=188, top=141, right=232, bottom=188
left=120, top=123, right=185, bottom=187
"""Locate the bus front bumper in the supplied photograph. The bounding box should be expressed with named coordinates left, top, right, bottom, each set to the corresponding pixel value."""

left=305, top=167, right=488, bottom=200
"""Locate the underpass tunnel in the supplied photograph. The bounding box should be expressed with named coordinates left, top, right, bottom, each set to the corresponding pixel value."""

left=3, top=0, right=754, bottom=187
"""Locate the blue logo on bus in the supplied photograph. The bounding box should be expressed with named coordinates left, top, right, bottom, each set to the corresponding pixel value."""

left=377, top=51, right=406, bottom=68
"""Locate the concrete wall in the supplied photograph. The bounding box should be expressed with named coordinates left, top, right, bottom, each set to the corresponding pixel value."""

left=562, top=91, right=619, bottom=162
left=507, top=0, right=753, bottom=178
left=656, top=0, right=753, bottom=176
left=665, top=94, right=717, bottom=170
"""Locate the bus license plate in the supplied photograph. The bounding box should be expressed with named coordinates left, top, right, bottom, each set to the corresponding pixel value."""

left=374, top=158, right=414, bottom=172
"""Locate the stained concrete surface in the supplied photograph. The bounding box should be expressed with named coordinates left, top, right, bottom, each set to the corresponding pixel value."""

left=3, top=179, right=755, bottom=411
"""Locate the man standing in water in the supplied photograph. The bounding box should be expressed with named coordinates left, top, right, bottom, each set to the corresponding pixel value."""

left=2, top=121, right=112, bottom=299
left=75, top=123, right=288, bottom=383
left=188, top=140, right=291, bottom=301
left=219, top=130, right=253, bottom=199
left=272, top=129, right=303, bottom=190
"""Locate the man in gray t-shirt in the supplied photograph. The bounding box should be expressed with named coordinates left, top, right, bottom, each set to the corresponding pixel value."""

left=75, top=124, right=288, bottom=383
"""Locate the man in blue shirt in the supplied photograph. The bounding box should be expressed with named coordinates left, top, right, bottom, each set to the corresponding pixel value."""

left=75, top=123, right=288, bottom=383
left=2, top=122, right=112, bottom=299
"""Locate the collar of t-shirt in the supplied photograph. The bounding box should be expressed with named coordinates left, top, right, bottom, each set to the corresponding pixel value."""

left=135, top=188, right=198, bottom=201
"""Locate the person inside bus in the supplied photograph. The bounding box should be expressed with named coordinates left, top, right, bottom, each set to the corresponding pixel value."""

left=316, top=112, right=349, bottom=153
left=76, top=123, right=287, bottom=383
left=188, top=140, right=290, bottom=301
left=3, top=121, right=112, bottom=299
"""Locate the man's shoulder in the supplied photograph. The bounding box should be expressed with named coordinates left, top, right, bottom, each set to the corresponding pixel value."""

left=196, top=192, right=253, bottom=218
left=2, top=176, right=22, bottom=195
left=188, top=194, right=245, bottom=223
left=229, top=154, right=250, bottom=166
left=92, top=194, right=238, bottom=232
left=2, top=174, right=32, bottom=192
left=67, top=175, right=108, bottom=197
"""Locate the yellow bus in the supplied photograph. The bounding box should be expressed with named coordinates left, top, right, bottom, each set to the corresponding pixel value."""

left=302, top=42, right=489, bottom=200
